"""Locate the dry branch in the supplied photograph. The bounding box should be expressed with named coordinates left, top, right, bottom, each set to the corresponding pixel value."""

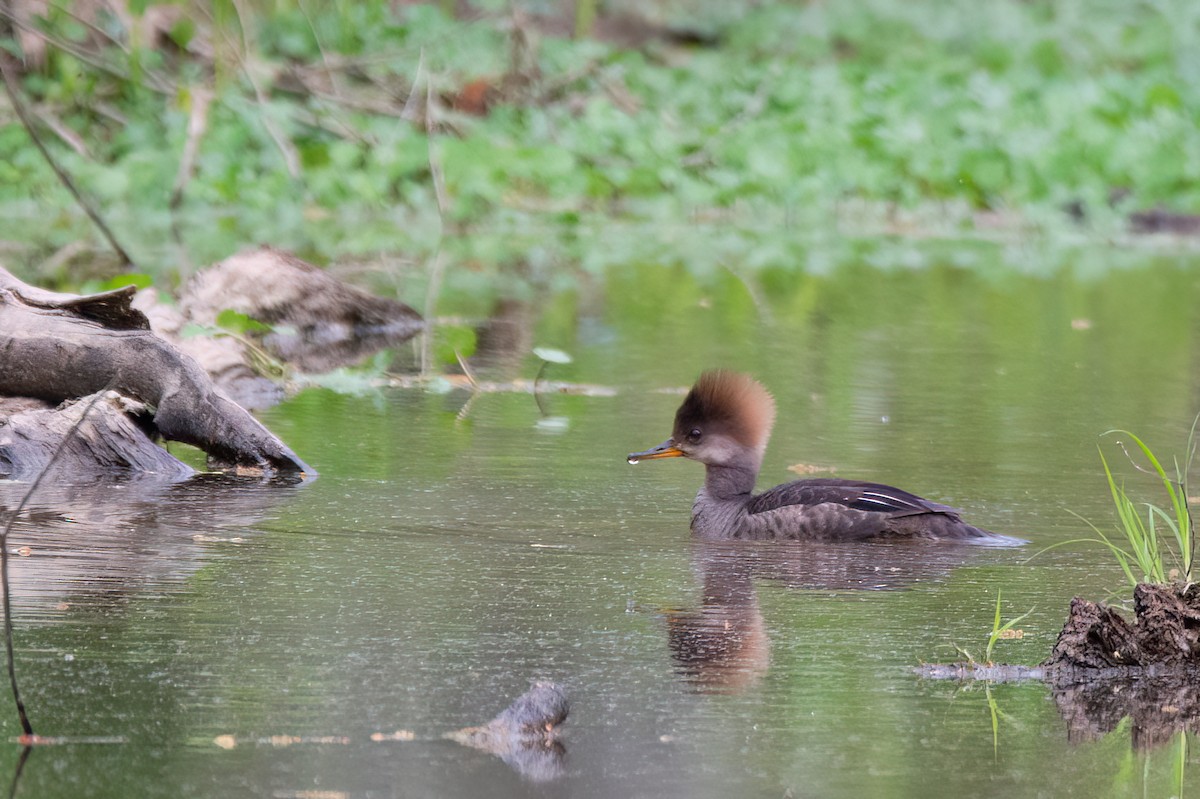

left=0, top=52, right=138, bottom=269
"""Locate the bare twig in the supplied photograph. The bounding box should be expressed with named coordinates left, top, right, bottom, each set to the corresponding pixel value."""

left=0, top=9, right=174, bottom=94
left=454, top=351, right=481, bottom=422
left=297, top=0, right=344, bottom=103
left=170, top=85, right=214, bottom=209
left=38, top=240, right=91, bottom=276
left=1114, top=439, right=1173, bottom=481
left=45, top=0, right=131, bottom=55
left=0, top=53, right=138, bottom=269
left=722, top=261, right=775, bottom=325
left=167, top=84, right=212, bottom=275
left=419, top=250, right=446, bottom=376
left=227, top=0, right=301, bottom=178
left=454, top=390, right=481, bottom=423
left=401, top=49, right=426, bottom=123
left=0, top=390, right=110, bottom=738
left=31, top=108, right=92, bottom=158
left=455, top=349, right=478, bottom=390
left=533, top=360, right=551, bottom=416
left=424, top=69, right=450, bottom=220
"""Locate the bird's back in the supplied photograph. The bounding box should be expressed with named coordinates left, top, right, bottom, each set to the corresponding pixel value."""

left=694, top=478, right=1003, bottom=542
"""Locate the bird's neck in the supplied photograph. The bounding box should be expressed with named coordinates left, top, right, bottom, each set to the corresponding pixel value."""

left=703, top=461, right=758, bottom=500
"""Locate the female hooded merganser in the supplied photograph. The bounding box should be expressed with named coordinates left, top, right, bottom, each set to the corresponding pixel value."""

left=628, top=370, right=1008, bottom=542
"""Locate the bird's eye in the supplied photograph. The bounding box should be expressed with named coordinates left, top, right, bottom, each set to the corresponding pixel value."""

left=687, top=427, right=702, bottom=443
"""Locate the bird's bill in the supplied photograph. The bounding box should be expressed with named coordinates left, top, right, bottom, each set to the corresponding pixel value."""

left=627, top=440, right=685, bottom=464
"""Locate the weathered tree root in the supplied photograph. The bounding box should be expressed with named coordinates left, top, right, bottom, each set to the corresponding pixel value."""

left=918, top=583, right=1200, bottom=750
left=0, top=267, right=312, bottom=476
left=1044, top=583, right=1200, bottom=673
left=920, top=583, right=1200, bottom=684
left=0, top=392, right=194, bottom=481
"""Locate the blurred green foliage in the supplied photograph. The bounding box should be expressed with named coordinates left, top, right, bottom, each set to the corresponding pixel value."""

left=0, top=0, right=1197, bottom=283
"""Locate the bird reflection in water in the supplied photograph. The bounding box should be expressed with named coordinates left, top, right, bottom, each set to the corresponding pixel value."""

left=664, top=538, right=999, bottom=693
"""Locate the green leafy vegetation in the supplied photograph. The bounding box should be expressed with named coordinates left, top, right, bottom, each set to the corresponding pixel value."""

left=953, top=590, right=1031, bottom=668
left=1055, top=428, right=1198, bottom=587
left=985, top=590, right=1032, bottom=665
left=1095, top=430, right=1196, bottom=586
left=1, top=0, right=1198, bottom=287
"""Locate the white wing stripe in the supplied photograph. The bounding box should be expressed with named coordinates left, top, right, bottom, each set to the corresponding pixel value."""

left=860, top=491, right=923, bottom=510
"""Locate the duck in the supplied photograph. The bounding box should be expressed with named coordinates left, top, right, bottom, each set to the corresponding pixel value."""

left=628, top=370, right=1012, bottom=542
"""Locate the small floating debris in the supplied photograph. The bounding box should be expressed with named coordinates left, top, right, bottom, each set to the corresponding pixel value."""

left=212, top=734, right=351, bottom=749
left=388, top=374, right=617, bottom=397
left=531, top=347, right=572, bottom=365
left=786, top=463, right=837, bottom=475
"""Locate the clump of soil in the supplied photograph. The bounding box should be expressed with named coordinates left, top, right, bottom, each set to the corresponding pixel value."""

left=1043, top=583, right=1200, bottom=673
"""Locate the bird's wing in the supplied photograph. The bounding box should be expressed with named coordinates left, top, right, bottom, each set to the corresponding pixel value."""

left=746, top=478, right=962, bottom=518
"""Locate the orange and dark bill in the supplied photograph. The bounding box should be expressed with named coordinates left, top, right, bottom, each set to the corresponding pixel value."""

left=627, top=440, right=684, bottom=464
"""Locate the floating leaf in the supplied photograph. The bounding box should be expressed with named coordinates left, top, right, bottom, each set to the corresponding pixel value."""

left=533, top=347, right=572, bottom=364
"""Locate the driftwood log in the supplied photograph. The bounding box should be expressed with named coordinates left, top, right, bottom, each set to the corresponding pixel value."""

left=0, top=266, right=311, bottom=476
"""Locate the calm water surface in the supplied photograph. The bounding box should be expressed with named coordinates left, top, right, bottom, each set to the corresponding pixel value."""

left=4, top=249, right=1200, bottom=797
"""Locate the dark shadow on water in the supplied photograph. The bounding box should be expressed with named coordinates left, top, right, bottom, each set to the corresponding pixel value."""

left=1053, top=675, right=1200, bottom=752
left=667, top=538, right=1008, bottom=693
left=0, top=473, right=306, bottom=611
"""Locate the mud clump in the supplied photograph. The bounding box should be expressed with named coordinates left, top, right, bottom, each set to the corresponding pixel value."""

left=1043, top=583, right=1200, bottom=673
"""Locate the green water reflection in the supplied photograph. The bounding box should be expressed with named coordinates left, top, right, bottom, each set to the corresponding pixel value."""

left=3, top=247, right=1200, bottom=796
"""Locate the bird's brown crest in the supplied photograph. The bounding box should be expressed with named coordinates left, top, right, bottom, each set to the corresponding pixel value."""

left=674, top=371, right=777, bottom=450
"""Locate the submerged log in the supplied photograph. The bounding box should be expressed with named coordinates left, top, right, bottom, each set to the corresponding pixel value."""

left=0, top=266, right=312, bottom=475
left=446, top=682, right=569, bottom=782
